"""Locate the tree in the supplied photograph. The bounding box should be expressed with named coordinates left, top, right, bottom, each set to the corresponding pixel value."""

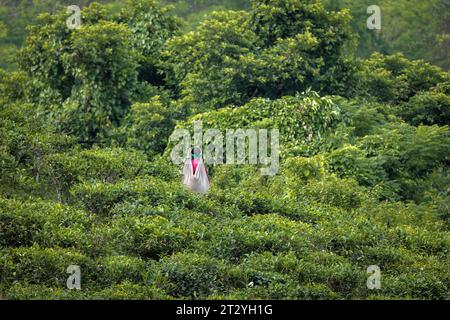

left=18, top=1, right=178, bottom=143
left=114, top=96, right=176, bottom=157
left=116, top=0, right=180, bottom=87
left=355, top=53, right=448, bottom=104
left=164, top=0, right=357, bottom=114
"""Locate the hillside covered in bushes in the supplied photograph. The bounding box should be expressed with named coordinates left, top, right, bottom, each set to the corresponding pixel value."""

left=0, top=0, right=449, bottom=299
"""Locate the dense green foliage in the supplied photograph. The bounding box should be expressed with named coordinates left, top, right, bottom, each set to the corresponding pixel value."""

left=0, top=0, right=449, bottom=300
left=324, top=0, right=450, bottom=69
left=163, top=1, right=356, bottom=113
left=2, top=0, right=449, bottom=70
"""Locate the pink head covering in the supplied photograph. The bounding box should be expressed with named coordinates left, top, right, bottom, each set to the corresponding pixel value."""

left=192, top=157, right=200, bottom=174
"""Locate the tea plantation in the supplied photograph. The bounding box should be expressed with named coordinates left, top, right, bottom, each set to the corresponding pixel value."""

left=0, top=0, right=449, bottom=299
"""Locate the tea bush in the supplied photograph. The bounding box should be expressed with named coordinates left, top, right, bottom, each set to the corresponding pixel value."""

left=0, top=246, right=98, bottom=288
left=2, top=283, right=88, bottom=300
left=297, top=175, right=370, bottom=210
left=96, top=255, right=147, bottom=287
left=71, top=177, right=167, bottom=215
left=2, top=282, right=170, bottom=300
left=106, top=215, right=192, bottom=259
left=89, top=282, right=171, bottom=300
left=0, top=198, right=91, bottom=249
left=41, top=148, right=149, bottom=194
left=154, top=252, right=246, bottom=298
left=1, top=0, right=449, bottom=300
left=207, top=214, right=313, bottom=262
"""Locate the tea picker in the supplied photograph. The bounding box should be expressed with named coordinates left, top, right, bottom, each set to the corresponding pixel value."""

left=182, top=147, right=210, bottom=194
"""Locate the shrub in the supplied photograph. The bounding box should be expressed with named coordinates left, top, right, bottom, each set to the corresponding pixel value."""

left=397, top=89, right=450, bottom=126
left=71, top=176, right=205, bottom=216
left=143, top=155, right=180, bottom=181
left=356, top=53, right=447, bottom=103
left=357, top=123, right=450, bottom=200
left=0, top=197, right=91, bottom=249
left=325, top=145, right=387, bottom=187
left=208, top=281, right=340, bottom=300
left=96, top=255, right=147, bottom=287
left=90, top=282, right=171, bottom=300
left=386, top=225, right=450, bottom=257
left=238, top=251, right=301, bottom=291
left=169, top=92, right=343, bottom=156
left=352, top=246, right=416, bottom=271
left=381, top=270, right=449, bottom=299
left=208, top=214, right=313, bottom=262
left=3, top=281, right=170, bottom=300
left=210, top=165, right=259, bottom=190
left=0, top=70, right=27, bottom=106
left=41, top=147, right=149, bottom=196
left=239, top=251, right=363, bottom=298
left=115, top=97, right=176, bottom=156
left=366, top=201, right=447, bottom=232
left=107, top=215, right=191, bottom=259
left=299, top=175, right=370, bottom=210
left=339, top=98, right=393, bottom=137
left=208, top=187, right=285, bottom=216
left=155, top=252, right=245, bottom=298
left=71, top=177, right=166, bottom=215
left=0, top=102, right=75, bottom=198
left=0, top=246, right=99, bottom=289
left=3, top=283, right=87, bottom=300
left=312, top=212, right=389, bottom=256
left=297, top=251, right=365, bottom=297
left=283, top=156, right=324, bottom=182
